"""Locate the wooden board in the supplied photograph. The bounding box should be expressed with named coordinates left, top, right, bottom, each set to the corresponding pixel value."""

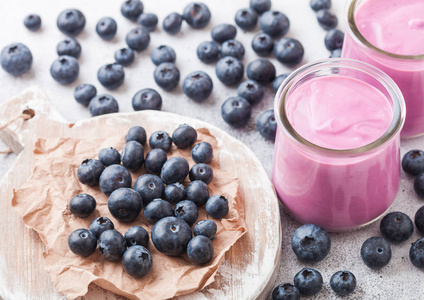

left=0, top=86, right=282, bottom=300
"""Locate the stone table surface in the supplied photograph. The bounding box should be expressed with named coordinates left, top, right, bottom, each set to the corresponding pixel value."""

left=0, top=0, right=423, bottom=299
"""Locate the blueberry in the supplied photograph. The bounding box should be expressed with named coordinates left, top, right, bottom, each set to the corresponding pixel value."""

left=125, top=126, right=147, bottom=145
left=89, top=216, right=115, bottom=238
left=189, top=163, right=213, bottom=184
left=99, top=164, right=132, bottom=196
left=415, top=205, right=424, bottom=235
left=50, top=56, right=79, bottom=84
left=97, top=63, right=125, bottom=90
left=197, top=41, right=220, bottom=64
left=274, top=38, right=304, bottom=66
left=151, top=216, right=192, bottom=256
left=221, top=97, right=252, bottom=127
left=183, top=71, right=213, bottom=102
left=161, top=156, right=190, bottom=184
left=125, top=225, right=149, bottom=247
left=114, top=48, right=135, bottom=67
left=291, top=224, right=331, bottom=263
left=133, top=174, right=165, bottom=205
left=163, top=13, right=183, bottom=34
left=238, top=80, right=264, bottom=105
left=121, top=141, right=144, bottom=171
left=272, top=283, right=300, bottom=300
left=191, top=142, right=213, bottom=164
left=172, top=124, right=198, bottom=149
left=410, top=237, right=424, bottom=269
left=68, top=229, right=97, bottom=257
left=108, top=188, right=143, bottom=223
left=317, top=9, right=338, bottom=30
left=380, top=212, right=414, bottom=243
left=121, top=0, right=144, bottom=21
left=330, top=271, right=356, bottom=296
left=330, top=48, right=342, bottom=58
left=183, top=2, right=211, bottom=29
left=96, top=17, right=117, bottom=40
left=257, top=109, right=277, bottom=141
left=74, top=84, right=96, bottom=106
left=234, top=8, right=258, bottom=31
left=89, top=94, right=119, bottom=117
left=187, top=235, right=213, bottom=265
left=0, top=43, right=33, bottom=76
left=174, top=200, right=199, bottom=226
left=126, top=27, right=150, bottom=51
left=24, top=14, right=41, bottom=31
left=211, top=24, right=237, bottom=44
left=252, top=32, right=274, bottom=56
left=206, top=195, right=229, bottom=218
left=187, top=180, right=210, bottom=206
left=151, top=45, right=176, bottom=66
left=149, top=131, right=173, bottom=152
left=247, top=58, right=276, bottom=84
left=77, top=159, right=105, bottom=186
left=144, top=198, right=173, bottom=223
left=154, top=62, right=180, bottom=91
left=98, top=147, right=121, bottom=166
left=273, top=73, right=290, bottom=92
left=215, top=56, right=244, bottom=86
left=122, top=245, right=152, bottom=278
left=137, top=13, right=158, bottom=32
left=144, top=149, right=167, bottom=174
left=402, top=150, right=424, bottom=176
left=69, top=194, right=96, bottom=218
left=250, top=0, right=271, bottom=14
left=325, top=29, right=344, bottom=51
left=310, top=0, right=332, bottom=11
left=221, top=39, right=245, bottom=60
left=165, top=183, right=186, bottom=204
left=98, top=229, right=127, bottom=261
left=57, top=9, right=86, bottom=36
left=414, top=172, right=424, bottom=198
left=194, top=219, right=217, bottom=240
left=56, top=38, right=81, bottom=58
left=361, top=236, right=392, bottom=269
left=293, top=268, right=323, bottom=296
left=259, top=11, right=290, bottom=37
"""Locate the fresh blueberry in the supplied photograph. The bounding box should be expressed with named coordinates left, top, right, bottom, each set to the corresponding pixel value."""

left=274, top=38, right=304, bottom=66
left=24, top=14, right=41, bottom=31
left=247, top=58, right=276, bottom=84
left=361, top=236, right=392, bottom=269
left=114, top=48, right=135, bottom=67
left=415, top=205, right=424, bottom=235
left=291, top=224, right=331, bottom=263
left=250, top=0, right=271, bottom=14
left=191, top=142, right=213, bottom=164
left=259, top=11, right=290, bottom=37
left=414, top=172, right=424, bottom=198
left=410, top=237, right=424, bottom=269
left=174, top=200, right=199, bottom=226
left=197, top=41, right=220, bottom=64
left=125, top=226, right=149, bottom=248
left=187, top=180, right=210, bottom=206
left=151, top=216, right=192, bottom=256
left=206, top=195, right=229, bottom=219
left=69, top=194, right=96, bottom=218
left=161, top=156, right=190, bottom=184
left=151, top=45, right=176, bottom=66
left=98, top=229, right=127, bottom=261
left=132, top=88, right=162, bottom=111
left=380, top=212, right=414, bottom=243
left=96, top=17, right=117, bottom=41
left=172, top=124, right=198, bottom=149
left=89, top=94, right=119, bottom=116
left=183, top=2, right=211, bottom=29
left=257, top=109, right=277, bottom=141
left=211, top=24, right=237, bottom=44
left=325, top=29, right=344, bottom=51
left=252, top=32, right=274, bottom=56
left=215, top=56, right=244, bottom=86
left=56, top=38, right=81, bottom=58
left=126, top=27, right=150, bottom=51
left=57, top=9, right=86, bottom=36
left=165, top=183, right=186, bottom=204
left=108, top=188, right=143, bottom=223
left=194, top=219, right=217, bottom=240
left=238, top=80, right=264, bottom=105
left=137, top=13, right=158, bottom=32
left=189, top=163, right=213, bottom=184
left=0, top=43, right=33, bottom=76
left=144, top=149, right=167, bottom=174
left=293, top=268, right=323, bottom=296
left=187, top=235, right=213, bottom=265
left=272, top=283, right=300, bottom=300
left=310, top=0, right=332, bottom=11
left=273, top=73, right=290, bottom=92
left=149, top=131, right=173, bottom=152
left=221, top=96, right=252, bottom=127
left=121, top=141, right=144, bottom=171
left=133, top=174, right=165, bottom=206
left=99, top=164, right=132, bottom=196
left=221, top=39, right=245, bottom=60
left=402, top=150, right=424, bottom=176
left=182, top=71, right=213, bottom=102
left=68, top=229, right=97, bottom=257
left=50, top=56, right=79, bottom=84
left=74, top=84, right=96, bottom=106
left=122, top=245, right=152, bottom=278
left=89, top=216, right=115, bottom=238
left=154, top=62, right=180, bottom=91
left=317, top=9, right=338, bottom=30
left=121, top=0, right=144, bottom=21
left=163, top=13, right=183, bottom=34
left=330, top=48, right=342, bottom=58
left=143, top=198, right=173, bottom=224
left=234, top=8, right=258, bottom=31
left=77, top=159, right=105, bottom=186
left=99, top=147, right=121, bottom=166
left=330, top=271, right=356, bottom=296
left=97, top=63, right=125, bottom=90
left=125, top=126, right=146, bottom=145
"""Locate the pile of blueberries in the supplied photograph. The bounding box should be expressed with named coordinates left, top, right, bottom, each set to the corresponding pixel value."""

left=68, top=124, right=231, bottom=278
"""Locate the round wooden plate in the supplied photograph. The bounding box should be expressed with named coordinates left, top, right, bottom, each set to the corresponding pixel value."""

left=0, top=87, right=281, bottom=300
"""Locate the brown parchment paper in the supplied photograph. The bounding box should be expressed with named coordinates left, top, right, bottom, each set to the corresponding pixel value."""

left=11, top=128, right=247, bottom=300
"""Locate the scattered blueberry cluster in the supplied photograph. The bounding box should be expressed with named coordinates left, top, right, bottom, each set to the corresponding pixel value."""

left=68, top=124, right=231, bottom=278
